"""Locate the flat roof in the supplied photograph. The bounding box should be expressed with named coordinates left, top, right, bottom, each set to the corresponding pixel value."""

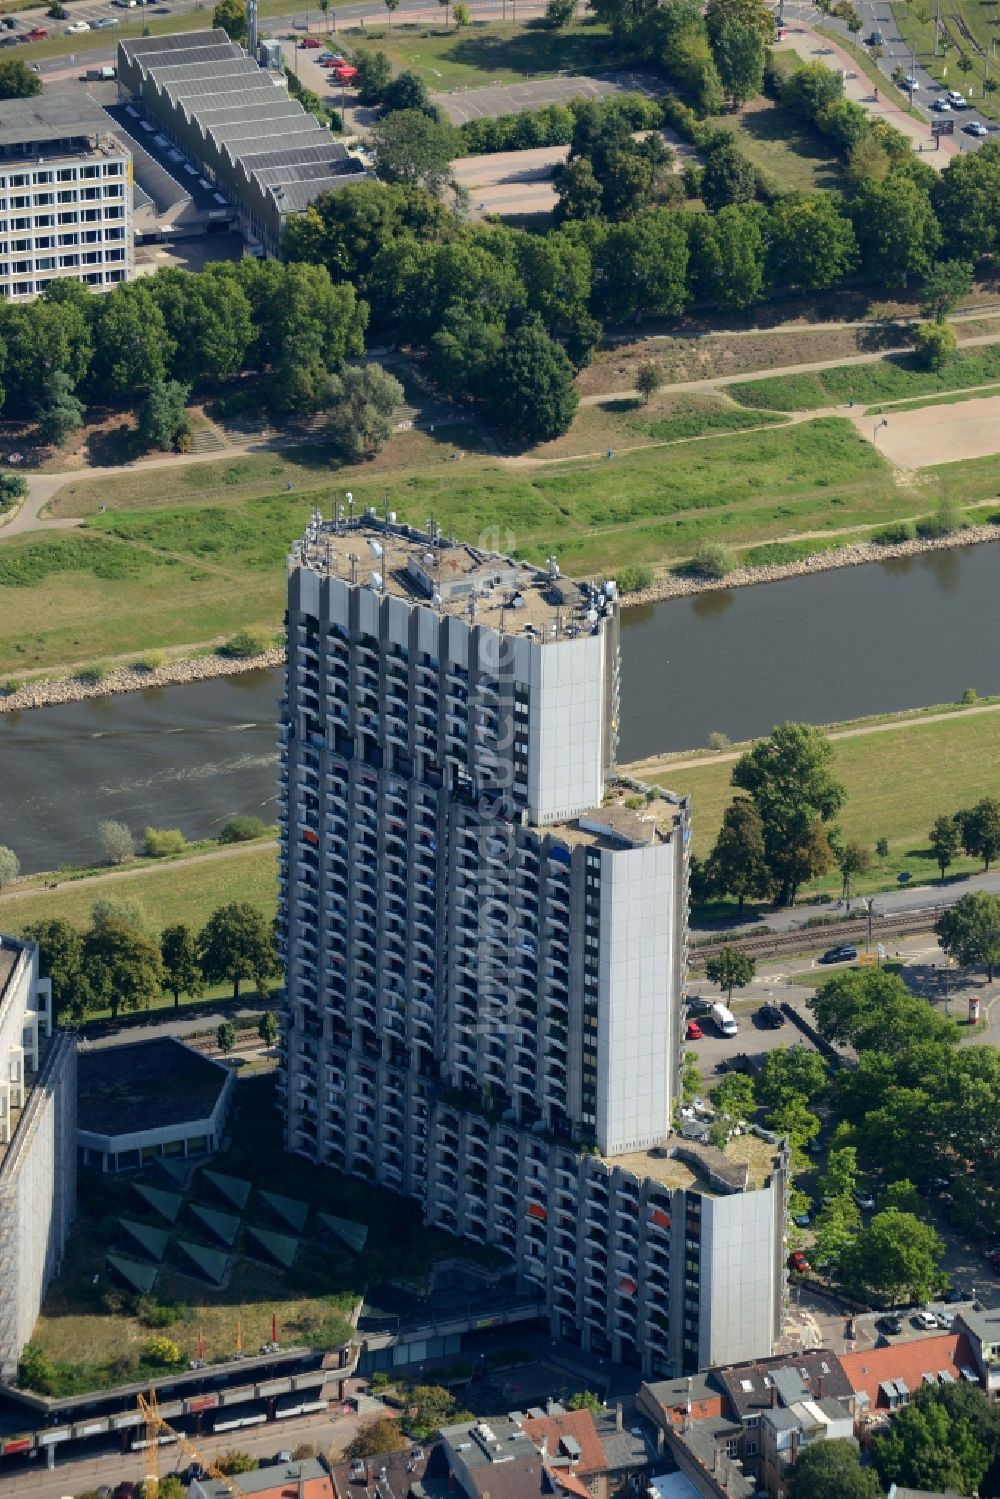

left=292, top=517, right=618, bottom=641
left=78, top=1037, right=228, bottom=1138
left=0, top=90, right=119, bottom=150
left=604, top=1131, right=782, bottom=1196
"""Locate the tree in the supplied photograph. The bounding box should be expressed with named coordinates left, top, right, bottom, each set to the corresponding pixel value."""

left=0, top=845, right=19, bottom=888
left=216, top=1452, right=259, bottom=1476
left=147, top=266, right=254, bottom=386
left=403, top=1384, right=463, bottom=1440
left=343, top=1420, right=407, bottom=1460
left=199, top=902, right=279, bottom=1001
left=216, top=1020, right=236, bottom=1056
left=700, top=137, right=756, bottom=211
left=757, top=1045, right=829, bottom=1109
left=355, top=49, right=393, bottom=105
left=731, top=722, right=846, bottom=905
left=384, top=70, right=431, bottom=114
left=554, top=156, right=604, bottom=221
left=767, top=195, right=858, bottom=291
left=21, top=919, right=85, bottom=1026
left=212, top=0, right=247, bottom=43
left=786, top=1437, right=882, bottom=1499
left=705, top=945, right=756, bottom=1002
left=160, top=924, right=204, bottom=1010
left=492, top=322, right=578, bottom=444
left=841, top=1207, right=944, bottom=1304
left=0, top=59, right=42, bottom=99
left=327, top=362, right=403, bottom=459
left=137, top=378, right=191, bottom=452
left=35, top=370, right=84, bottom=447
left=93, top=283, right=174, bottom=399
left=258, top=1010, right=279, bottom=1048
left=98, top=819, right=134, bottom=866
left=566, top=1389, right=602, bottom=1414
left=873, top=1393, right=991, bottom=1497
left=935, top=891, right=1000, bottom=980
left=544, top=0, right=576, bottom=23
left=710, top=1070, right=756, bottom=1120
left=0, top=474, right=27, bottom=511
left=767, top=1094, right=820, bottom=1152
left=812, top=967, right=956, bottom=1055
left=836, top=839, right=871, bottom=899
left=851, top=171, right=941, bottom=290
left=371, top=109, right=456, bottom=197
left=634, top=361, right=663, bottom=404
left=811, top=1193, right=861, bottom=1270
left=954, top=797, right=1000, bottom=871
left=913, top=320, right=957, bottom=372
left=596, top=210, right=689, bottom=324
left=92, top=895, right=153, bottom=935
left=83, top=918, right=165, bottom=1023
left=931, top=141, right=1000, bottom=262
left=383, top=0, right=400, bottom=24
left=919, top=259, right=973, bottom=322
left=705, top=800, right=771, bottom=909
left=238, top=259, right=365, bottom=416
left=929, top=814, right=961, bottom=878
left=783, top=60, right=845, bottom=122
left=712, top=14, right=766, bottom=106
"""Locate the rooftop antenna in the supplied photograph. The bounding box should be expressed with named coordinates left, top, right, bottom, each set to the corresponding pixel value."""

left=348, top=552, right=358, bottom=586
left=345, top=491, right=354, bottom=524
left=247, top=0, right=257, bottom=58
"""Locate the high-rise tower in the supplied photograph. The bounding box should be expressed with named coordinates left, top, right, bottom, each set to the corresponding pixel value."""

left=279, top=515, right=787, bottom=1376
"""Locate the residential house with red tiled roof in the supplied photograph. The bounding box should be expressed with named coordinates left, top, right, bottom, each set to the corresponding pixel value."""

left=839, top=1332, right=980, bottom=1429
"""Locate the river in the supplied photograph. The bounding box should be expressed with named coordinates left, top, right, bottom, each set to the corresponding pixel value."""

left=3, top=545, right=999, bottom=872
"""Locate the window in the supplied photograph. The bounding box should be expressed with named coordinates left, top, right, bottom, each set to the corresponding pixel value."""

left=10, top=194, right=28, bottom=209
left=34, top=192, right=53, bottom=207
left=57, top=167, right=76, bottom=183
left=35, top=213, right=53, bottom=227
left=81, top=164, right=99, bottom=180
left=33, top=170, right=53, bottom=185
left=744, top=1440, right=757, bottom=1457
left=57, top=189, right=77, bottom=204
left=9, top=173, right=27, bottom=188
left=58, top=212, right=79, bottom=226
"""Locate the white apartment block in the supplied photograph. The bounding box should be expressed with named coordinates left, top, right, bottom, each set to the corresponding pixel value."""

left=279, top=516, right=787, bottom=1376
left=0, top=937, right=77, bottom=1379
left=0, top=97, right=132, bottom=302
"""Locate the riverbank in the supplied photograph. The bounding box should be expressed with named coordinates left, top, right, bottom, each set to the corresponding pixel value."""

left=0, top=646, right=284, bottom=713
left=626, top=521, right=1000, bottom=606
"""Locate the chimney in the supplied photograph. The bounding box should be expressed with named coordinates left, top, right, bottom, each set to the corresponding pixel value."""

left=540, top=1436, right=549, bottom=1461
left=616, top=1402, right=624, bottom=1432
left=771, top=1383, right=778, bottom=1408
left=790, top=1431, right=800, bottom=1463
left=817, top=1376, right=825, bottom=1399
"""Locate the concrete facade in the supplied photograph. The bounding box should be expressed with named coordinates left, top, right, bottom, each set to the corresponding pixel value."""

left=278, top=517, right=786, bottom=1377
left=0, top=95, right=132, bottom=301
left=0, top=939, right=77, bottom=1380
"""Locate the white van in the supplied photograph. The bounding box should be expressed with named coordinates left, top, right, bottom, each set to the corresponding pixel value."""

left=711, top=1002, right=738, bottom=1038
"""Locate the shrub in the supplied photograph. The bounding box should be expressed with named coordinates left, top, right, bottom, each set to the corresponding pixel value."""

left=134, top=650, right=166, bottom=672
left=144, top=1336, right=182, bottom=1366
left=961, top=686, right=978, bottom=705
left=0, top=472, right=28, bottom=508
left=136, top=1296, right=179, bottom=1328
left=218, top=815, right=268, bottom=844
left=216, top=1451, right=259, bottom=1476
left=871, top=520, right=915, bottom=544
left=687, top=541, right=733, bottom=580
left=916, top=498, right=961, bottom=538
left=97, top=819, right=135, bottom=865
left=75, top=663, right=108, bottom=683
left=219, top=630, right=268, bottom=659
left=615, top=564, right=653, bottom=594
left=707, top=731, right=731, bottom=751
left=913, top=320, right=958, bottom=371
left=142, top=827, right=188, bottom=858
left=17, top=1343, right=57, bottom=1394
left=0, top=845, right=20, bottom=888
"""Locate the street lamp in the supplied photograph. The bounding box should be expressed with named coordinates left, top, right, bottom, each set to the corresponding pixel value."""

left=874, top=418, right=888, bottom=444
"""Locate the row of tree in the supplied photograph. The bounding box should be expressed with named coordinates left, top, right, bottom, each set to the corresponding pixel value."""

left=23, top=900, right=279, bottom=1024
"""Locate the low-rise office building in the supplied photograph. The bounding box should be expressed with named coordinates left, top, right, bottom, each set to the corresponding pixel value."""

left=117, top=31, right=368, bottom=255
left=0, top=936, right=76, bottom=1379
left=0, top=94, right=132, bottom=301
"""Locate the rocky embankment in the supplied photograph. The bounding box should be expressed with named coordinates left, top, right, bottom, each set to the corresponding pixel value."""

left=0, top=647, right=285, bottom=713
left=625, top=523, right=1000, bottom=606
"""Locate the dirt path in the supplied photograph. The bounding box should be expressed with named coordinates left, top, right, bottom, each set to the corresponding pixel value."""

left=626, top=701, right=1000, bottom=776
left=0, top=838, right=275, bottom=904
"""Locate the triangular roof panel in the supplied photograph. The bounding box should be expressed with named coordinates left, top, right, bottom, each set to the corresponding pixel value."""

left=119, top=1217, right=170, bottom=1262
left=176, top=1239, right=229, bottom=1286
left=189, top=1202, right=240, bottom=1247
left=107, top=1253, right=159, bottom=1294
left=202, top=1169, right=252, bottom=1210
left=245, top=1224, right=299, bottom=1269
left=259, top=1190, right=309, bottom=1232
left=156, top=1156, right=191, bottom=1188
left=318, top=1212, right=368, bottom=1254
left=133, top=1183, right=184, bottom=1223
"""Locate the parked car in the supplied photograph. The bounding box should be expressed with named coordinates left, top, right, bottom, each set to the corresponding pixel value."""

left=965, top=120, right=989, bottom=137
left=912, top=1310, right=939, bottom=1330
left=944, top=1287, right=967, bottom=1304
left=788, top=1250, right=810, bottom=1273
left=113, top=1485, right=135, bottom=1499
left=853, top=1189, right=876, bottom=1210
left=793, top=1212, right=811, bottom=1228
left=299, top=35, right=321, bottom=46
left=0, top=16, right=17, bottom=27
left=711, top=1001, right=738, bottom=1038
left=876, top=1315, right=903, bottom=1336
left=934, top=1311, right=954, bottom=1329
left=757, top=1004, right=785, bottom=1029
left=66, top=20, right=90, bottom=31
left=23, top=28, right=48, bottom=39
left=686, top=996, right=713, bottom=1017
left=685, top=1021, right=703, bottom=1041
left=819, top=944, right=857, bottom=964
left=806, top=1136, right=824, bottom=1155
left=720, top=1052, right=755, bottom=1075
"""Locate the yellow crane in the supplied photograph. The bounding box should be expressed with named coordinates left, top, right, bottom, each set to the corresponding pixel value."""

left=137, top=1389, right=243, bottom=1499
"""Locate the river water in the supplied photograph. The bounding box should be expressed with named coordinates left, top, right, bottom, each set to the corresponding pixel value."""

left=3, top=544, right=999, bottom=872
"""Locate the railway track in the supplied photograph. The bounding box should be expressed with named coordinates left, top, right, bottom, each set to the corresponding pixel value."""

left=689, top=904, right=947, bottom=967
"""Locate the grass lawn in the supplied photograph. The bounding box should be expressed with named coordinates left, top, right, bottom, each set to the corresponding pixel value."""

left=348, top=19, right=619, bottom=90
left=729, top=343, right=1000, bottom=411
left=649, top=708, right=1000, bottom=895
left=703, top=94, right=847, bottom=193
left=0, top=842, right=277, bottom=937
left=523, top=391, right=786, bottom=460
left=866, top=382, right=1000, bottom=415
left=29, top=1076, right=502, bottom=1393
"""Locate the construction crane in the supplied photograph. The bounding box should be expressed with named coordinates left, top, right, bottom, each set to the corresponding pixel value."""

left=137, top=1389, right=243, bottom=1499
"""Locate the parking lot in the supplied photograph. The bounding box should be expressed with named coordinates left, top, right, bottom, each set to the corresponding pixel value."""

left=433, top=68, right=667, bottom=124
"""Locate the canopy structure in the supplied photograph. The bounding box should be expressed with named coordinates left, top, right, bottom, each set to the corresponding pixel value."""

left=318, top=1212, right=369, bottom=1254
left=259, top=1190, right=309, bottom=1232
left=245, top=1225, right=299, bottom=1269
left=107, top=1253, right=159, bottom=1295
left=119, top=1217, right=171, bottom=1262
left=202, top=1169, right=252, bottom=1210
left=133, top=1182, right=184, bottom=1223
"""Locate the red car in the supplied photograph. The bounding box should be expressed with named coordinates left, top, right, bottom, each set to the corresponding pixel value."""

left=299, top=36, right=321, bottom=47
left=788, top=1250, right=811, bottom=1274
left=685, top=1021, right=703, bottom=1041
left=23, top=27, right=47, bottom=39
